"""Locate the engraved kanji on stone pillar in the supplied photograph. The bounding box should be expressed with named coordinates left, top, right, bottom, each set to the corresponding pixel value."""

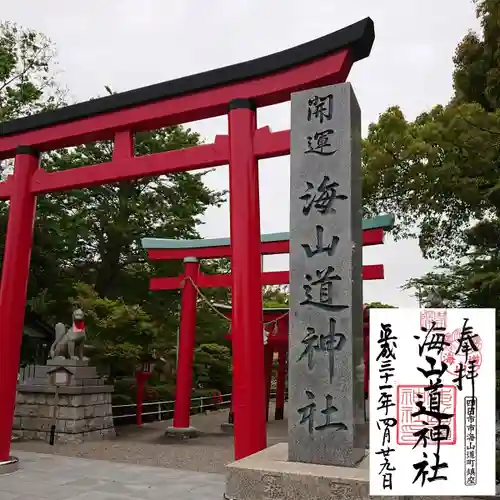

left=288, top=83, right=366, bottom=467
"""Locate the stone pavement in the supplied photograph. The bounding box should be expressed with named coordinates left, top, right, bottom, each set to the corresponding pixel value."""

left=0, top=451, right=225, bottom=500
left=12, top=406, right=288, bottom=474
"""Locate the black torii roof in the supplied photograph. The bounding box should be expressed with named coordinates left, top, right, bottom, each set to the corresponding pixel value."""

left=0, top=17, right=374, bottom=138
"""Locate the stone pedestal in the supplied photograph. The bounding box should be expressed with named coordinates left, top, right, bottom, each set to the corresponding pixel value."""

left=0, top=457, right=19, bottom=475
left=14, top=360, right=115, bottom=444
left=225, top=443, right=369, bottom=500
left=164, top=426, right=199, bottom=440
left=225, top=444, right=488, bottom=500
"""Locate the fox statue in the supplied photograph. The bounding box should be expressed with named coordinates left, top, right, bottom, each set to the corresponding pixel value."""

left=49, top=308, right=87, bottom=361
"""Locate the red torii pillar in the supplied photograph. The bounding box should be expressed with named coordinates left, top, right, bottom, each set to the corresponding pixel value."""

left=0, top=148, right=39, bottom=465
left=135, top=370, right=152, bottom=426
left=264, top=341, right=274, bottom=422
left=218, top=305, right=289, bottom=424
left=274, top=347, right=287, bottom=421
left=136, top=257, right=201, bottom=434
left=228, top=100, right=267, bottom=458
left=167, top=257, right=200, bottom=437
left=263, top=311, right=289, bottom=422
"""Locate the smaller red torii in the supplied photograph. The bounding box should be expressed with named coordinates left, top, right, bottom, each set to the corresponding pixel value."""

left=214, top=302, right=372, bottom=426
left=142, top=213, right=394, bottom=439
left=215, top=303, right=289, bottom=424
left=146, top=218, right=391, bottom=291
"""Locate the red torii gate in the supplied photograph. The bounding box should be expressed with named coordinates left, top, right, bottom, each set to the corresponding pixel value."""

left=0, top=17, right=374, bottom=464
left=214, top=302, right=371, bottom=425
left=142, top=213, right=393, bottom=433
left=216, top=303, right=290, bottom=424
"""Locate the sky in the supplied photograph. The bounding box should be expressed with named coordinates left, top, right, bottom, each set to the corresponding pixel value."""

left=2, top=0, right=481, bottom=306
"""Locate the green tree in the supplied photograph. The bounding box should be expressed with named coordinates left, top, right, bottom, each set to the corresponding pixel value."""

left=0, top=22, right=230, bottom=375
left=0, top=21, right=64, bottom=122
left=193, top=343, right=232, bottom=393
left=362, top=0, right=500, bottom=304
left=263, top=285, right=289, bottom=308
left=363, top=0, right=500, bottom=263
left=452, top=0, right=500, bottom=111
left=24, top=123, right=228, bottom=361
left=402, top=219, right=500, bottom=316
left=69, top=282, right=167, bottom=379
left=362, top=1, right=500, bottom=418
left=365, top=301, right=396, bottom=309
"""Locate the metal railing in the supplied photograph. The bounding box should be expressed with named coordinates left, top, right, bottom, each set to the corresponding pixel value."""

left=16, top=362, right=287, bottom=424
left=112, top=390, right=285, bottom=422
left=112, top=392, right=233, bottom=421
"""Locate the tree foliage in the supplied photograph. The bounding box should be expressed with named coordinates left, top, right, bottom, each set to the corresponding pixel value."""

left=193, top=343, right=232, bottom=393
left=362, top=1, right=500, bottom=408
left=262, top=285, right=289, bottom=308
left=365, top=301, right=396, bottom=309
left=69, top=283, right=162, bottom=377
left=363, top=0, right=500, bottom=263
left=403, top=218, right=500, bottom=311
left=0, top=22, right=230, bottom=378
left=453, top=0, right=500, bottom=111
left=362, top=0, right=500, bottom=301
left=0, top=21, right=64, bottom=122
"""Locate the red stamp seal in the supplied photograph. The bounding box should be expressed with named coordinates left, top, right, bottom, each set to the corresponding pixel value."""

left=396, top=385, right=457, bottom=446
left=420, top=310, right=447, bottom=331
left=440, top=328, right=483, bottom=376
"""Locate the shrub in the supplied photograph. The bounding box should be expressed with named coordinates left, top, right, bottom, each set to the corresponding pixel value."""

left=191, top=388, right=225, bottom=413
left=113, top=377, right=137, bottom=400
left=112, top=393, right=134, bottom=406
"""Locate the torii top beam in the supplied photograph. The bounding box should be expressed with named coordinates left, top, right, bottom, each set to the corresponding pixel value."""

left=142, top=214, right=394, bottom=261
left=0, top=18, right=374, bottom=161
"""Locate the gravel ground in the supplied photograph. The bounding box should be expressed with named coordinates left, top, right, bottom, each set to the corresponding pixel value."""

left=12, top=405, right=288, bottom=475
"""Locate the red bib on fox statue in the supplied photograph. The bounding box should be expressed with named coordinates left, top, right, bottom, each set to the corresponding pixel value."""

left=73, top=318, right=85, bottom=331
left=49, top=309, right=87, bottom=361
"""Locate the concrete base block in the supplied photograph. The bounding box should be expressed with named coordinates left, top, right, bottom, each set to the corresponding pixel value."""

left=14, top=374, right=115, bottom=445
left=47, top=358, right=89, bottom=367
left=164, top=426, right=199, bottom=440
left=220, top=423, right=234, bottom=435
left=225, top=443, right=490, bottom=500
left=0, top=456, right=19, bottom=475
left=225, top=442, right=370, bottom=500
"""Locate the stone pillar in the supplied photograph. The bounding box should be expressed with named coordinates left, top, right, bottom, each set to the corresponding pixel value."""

left=288, top=83, right=366, bottom=467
